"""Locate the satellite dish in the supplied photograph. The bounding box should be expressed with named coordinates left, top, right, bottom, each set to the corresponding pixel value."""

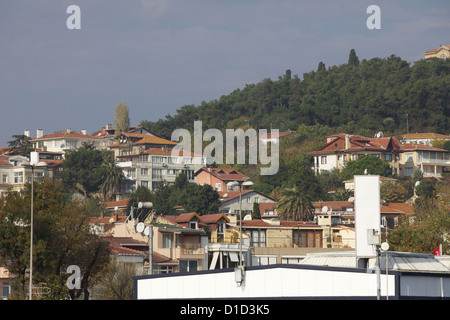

left=243, top=214, right=252, bottom=220
left=109, top=218, right=115, bottom=223
left=136, top=222, right=145, bottom=233
left=321, top=206, right=328, bottom=214
left=375, top=131, right=384, bottom=138
left=381, top=242, right=389, bottom=251
left=143, top=226, right=150, bottom=236
left=414, top=181, right=421, bottom=188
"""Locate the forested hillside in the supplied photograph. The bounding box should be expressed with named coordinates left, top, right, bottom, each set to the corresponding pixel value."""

left=140, top=52, right=449, bottom=139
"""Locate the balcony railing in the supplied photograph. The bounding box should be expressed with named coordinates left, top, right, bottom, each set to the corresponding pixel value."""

left=249, top=236, right=354, bottom=249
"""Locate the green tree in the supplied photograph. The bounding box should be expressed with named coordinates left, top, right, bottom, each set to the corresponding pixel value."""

left=341, top=155, right=391, bottom=180
left=60, top=145, right=114, bottom=199
left=348, top=49, right=360, bottom=66
left=415, top=179, right=436, bottom=201
left=276, top=185, right=314, bottom=221
left=0, top=179, right=110, bottom=299
left=114, top=102, right=130, bottom=136
left=94, top=260, right=136, bottom=300
left=252, top=201, right=261, bottom=220
left=388, top=199, right=449, bottom=254
left=178, top=184, right=221, bottom=215
left=7, top=134, right=34, bottom=157
left=100, top=161, right=125, bottom=201
left=380, top=181, right=409, bottom=202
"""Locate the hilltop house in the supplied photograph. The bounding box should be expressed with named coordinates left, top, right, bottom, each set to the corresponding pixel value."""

left=30, top=128, right=105, bottom=154
left=195, top=167, right=249, bottom=192
left=308, top=133, right=401, bottom=175
left=308, top=133, right=449, bottom=178
left=0, top=154, right=49, bottom=196
left=399, top=143, right=450, bottom=178
left=218, top=190, right=276, bottom=225
left=425, top=45, right=450, bottom=60
left=399, top=132, right=450, bottom=146
left=116, top=148, right=205, bottom=193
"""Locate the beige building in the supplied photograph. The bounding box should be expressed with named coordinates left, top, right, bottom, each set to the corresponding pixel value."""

left=399, top=143, right=450, bottom=178
left=425, top=45, right=450, bottom=60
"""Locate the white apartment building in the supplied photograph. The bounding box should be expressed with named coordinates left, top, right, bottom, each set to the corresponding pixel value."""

left=116, top=148, right=206, bottom=193
left=30, top=128, right=105, bottom=154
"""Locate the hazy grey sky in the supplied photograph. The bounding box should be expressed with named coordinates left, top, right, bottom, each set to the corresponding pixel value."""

left=1, top=0, right=449, bottom=146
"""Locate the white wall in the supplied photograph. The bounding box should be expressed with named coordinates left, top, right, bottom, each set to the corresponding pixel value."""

left=135, top=265, right=396, bottom=299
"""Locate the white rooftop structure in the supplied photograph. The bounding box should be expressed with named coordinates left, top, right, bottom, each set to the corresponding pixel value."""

left=299, top=251, right=450, bottom=273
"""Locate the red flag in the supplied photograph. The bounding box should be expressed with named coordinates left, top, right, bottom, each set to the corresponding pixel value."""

left=432, top=245, right=442, bottom=256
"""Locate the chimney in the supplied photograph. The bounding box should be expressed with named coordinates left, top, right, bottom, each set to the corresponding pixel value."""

left=24, top=130, right=30, bottom=137
left=37, top=129, right=43, bottom=139
left=82, top=129, right=87, bottom=135
left=66, top=128, right=72, bottom=133
left=345, top=134, right=350, bottom=149
left=106, top=124, right=112, bottom=130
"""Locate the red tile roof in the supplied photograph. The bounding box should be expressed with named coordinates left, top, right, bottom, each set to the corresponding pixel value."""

left=195, top=167, right=249, bottom=182
left=103, top=199, right=130, bottom=209
left=31, top=131, right=102, bottom=141
left=400, top=132, right=450, bottom=140
left=142, top=148, right=202, bottom=157
left=308, top=134, right=400, bottom=155
left=400, top=143, right=448, bottom=152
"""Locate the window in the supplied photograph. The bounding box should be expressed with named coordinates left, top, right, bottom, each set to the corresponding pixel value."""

left=404, top=153, right=413, bottom=162
left=167, top=169, right=179, bottom=175
left=384, top=154, right=392, bottom=162
left=152, top=169, right=162, bottom=179
left=153, top=266, right=173, bottom=274
left=2, top=281, right=11, bottom=299
left=246, top=197, right=251, bottom=204
left=140, top=168, right=148, bottom=176
left=189, top=221, right=198, bottom=229
left=168, top=157, right=178, bottom=164
left=162, top=234, right=173, bottom=248
left=321, top=156, right=327, bottom=164
left=152, top=156, right=164, bottom=163
left=405, top=167, right=414, bottom=176
left=184, top=170, right=194, bottom=180
left=183, top=157, right=192, bottom=164
left=254, top=197, right=259, bottom=203
left=2, top=175, right=8, bottom=183
left=179, top=260, right=197, bottom=273
left=139, top=154, right=149, bottom=162
left=217, top=222, right=224, bottom=235
left=215, top=183, right=221, bottom=191
left=14, top=171, right=23, bottom=183
left=250, top=230, right=266, bottom=247
left=125, top=168, right=136, bottom=179
left=140, top=180, right=148, bottom=188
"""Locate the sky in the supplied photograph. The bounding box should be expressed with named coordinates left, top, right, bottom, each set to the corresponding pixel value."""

left=0, top=0, right=449, bottom=146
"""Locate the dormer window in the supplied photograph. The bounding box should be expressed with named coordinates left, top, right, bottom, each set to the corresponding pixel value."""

left=217, top=222, right=224, bottom=235
left=189, top=221, right=198, bottom=229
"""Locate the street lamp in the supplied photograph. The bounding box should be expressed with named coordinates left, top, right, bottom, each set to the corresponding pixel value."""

left=226, top=180, right=253, bottom=271
left=25, top=152, right=47, bottom=300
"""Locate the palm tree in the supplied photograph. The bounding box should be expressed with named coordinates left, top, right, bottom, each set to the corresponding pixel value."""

left=100, top=161, right=125, bottom=201
left=276, top=185, right=314, bottom=221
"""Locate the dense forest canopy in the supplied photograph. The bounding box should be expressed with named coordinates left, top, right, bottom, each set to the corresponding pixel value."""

left=141, top=52, right=449, bottom=139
